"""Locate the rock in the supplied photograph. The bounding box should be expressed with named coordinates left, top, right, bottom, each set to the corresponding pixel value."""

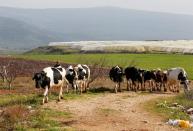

left=172, top=103, right=178, bottom=107
left=169, top=107, right=178, bottom=110
left=30, top=110, right=35, bottom=113
left=177, top=105, right=185, bottom=110
left=131, top=110, right=136, bottom=113
left=0, top=109, right=3, bottom=114
left=190, top=115, right=193, bottom=120
left=27, top=106, right=32, bottom=109
left=187, top=108, right=193, bottom=114
left=141, top=120, right=148, bottom=123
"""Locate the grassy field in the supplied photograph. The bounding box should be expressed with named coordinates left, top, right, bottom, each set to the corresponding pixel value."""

left=17, top=53, right=193, bottom=79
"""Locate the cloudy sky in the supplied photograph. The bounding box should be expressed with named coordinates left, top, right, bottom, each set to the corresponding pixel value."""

left=0, top=0, right=193, bottom=15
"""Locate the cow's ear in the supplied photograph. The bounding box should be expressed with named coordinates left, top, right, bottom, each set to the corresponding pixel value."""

left=41, top=71, right=46, bottom=76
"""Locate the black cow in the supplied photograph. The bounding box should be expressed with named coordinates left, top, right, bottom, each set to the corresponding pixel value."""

left=109, top=65, right=124, bottom=93
left=124, top=67, right=143, bottom=91
left=142, top=70, right=157, bottom=91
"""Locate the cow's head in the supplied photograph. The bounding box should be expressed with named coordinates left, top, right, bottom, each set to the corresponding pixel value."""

left=32, top=71, right=47, bottom=88
left=114, top=66, right=123, bottom=76
left=178, top=71, right=190, bottom=91
left=74, top=64, right=87, bottom=80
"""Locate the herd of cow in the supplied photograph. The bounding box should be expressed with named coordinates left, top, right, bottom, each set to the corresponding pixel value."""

left=32, top=63, right=190, bottom=104
left=110, top=66, right=190, bottom=93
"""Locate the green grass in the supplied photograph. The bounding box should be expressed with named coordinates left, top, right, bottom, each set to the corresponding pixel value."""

left=13, top=108, right=74, bottom=131
left=0, top=91, right=99, bottom=108
left=0, top=94, right=41, bottom=107
left=0, top=92, right=95, bottom=130
left=25, top=108, right=73, bottom=130
left=144, top=94, right=193, bottom=121
left=16, top=53, right=193, bottom=79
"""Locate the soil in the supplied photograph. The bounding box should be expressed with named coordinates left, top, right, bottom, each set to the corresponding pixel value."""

left=43, top=92, right=181, bottom=131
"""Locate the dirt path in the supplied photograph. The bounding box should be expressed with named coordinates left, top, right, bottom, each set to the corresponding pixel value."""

left=43, top=92, right=180, bottom=131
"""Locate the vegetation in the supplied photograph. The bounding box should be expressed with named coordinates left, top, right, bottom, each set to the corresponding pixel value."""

left=144, top=93, right=193, bottom=121
left=17, top=53, right=193, bottom=79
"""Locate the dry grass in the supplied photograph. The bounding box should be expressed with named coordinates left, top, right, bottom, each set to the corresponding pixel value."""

left=0, top=105, right=30, bottom=130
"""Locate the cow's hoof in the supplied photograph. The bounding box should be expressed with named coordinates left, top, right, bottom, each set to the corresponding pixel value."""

left=61, top=96, right=64, bottom=99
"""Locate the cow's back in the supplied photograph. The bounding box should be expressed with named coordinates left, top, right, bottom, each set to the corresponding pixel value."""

left=167, top=68, right=182, bottom=80
left=43, top=67, right=66, bottom=87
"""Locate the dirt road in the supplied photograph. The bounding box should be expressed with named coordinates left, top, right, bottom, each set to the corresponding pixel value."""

left=43, top=92, right=180, bottom=131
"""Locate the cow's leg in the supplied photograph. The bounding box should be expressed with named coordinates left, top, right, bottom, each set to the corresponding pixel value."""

left=72, top=83, right=77, bottom=93
left=66, top=84, right=69, bottom=93
left=60, top=85, right=64, bottom=99
left=80, top=82, right=83, bottom=94
left=58, top=85, right=63, bottom=101
left=149, top=81, right=153, bottom=92
left=64, top=78, right=69, bottom=93
left=134, top=82, right=137, bottom=92
left=173, top=84, right=175, bottom=92
left=143, top=81, right=146, bottom=91
left=127, top=80, right=130, bottom=91
left=42, top=87, right=49, bottom=104
left=118, top=82, right=121, bottom=92
left=115, top=83, right=118, bottom=93
left=148, top=81, right=151, bottom=91
left=177, top=83, right=180, bottom=93
left=164, top=82, right=167, bottom=92
left=84, top=81, right=87, bottom=93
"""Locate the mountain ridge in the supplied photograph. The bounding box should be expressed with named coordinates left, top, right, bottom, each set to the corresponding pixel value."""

left=0, top=6, right=193, bottom=50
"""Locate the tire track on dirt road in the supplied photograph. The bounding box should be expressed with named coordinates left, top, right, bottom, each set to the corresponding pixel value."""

left=43, top=92, right=180, bottom=131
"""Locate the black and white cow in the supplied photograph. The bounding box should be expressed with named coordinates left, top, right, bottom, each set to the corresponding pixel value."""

left=33, top=65, right=67, bottom=104
left=124, top=67, right=143, bottom=91
left=65, top=65, right=77, bottom=93
left=167, top=67, right=190, bottom=92
left=109, top=65, right=124, bottom=93
left=74, top=64, right=90, bottom=94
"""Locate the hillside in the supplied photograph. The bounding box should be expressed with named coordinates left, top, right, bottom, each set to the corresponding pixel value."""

left=0, top=16, right=60, bottom=50
left=1, top=7, right=193, bottom=50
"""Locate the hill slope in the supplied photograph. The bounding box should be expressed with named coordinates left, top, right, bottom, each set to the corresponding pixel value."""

left=0, top=16, right=60, bottom=50
left=1, top=7, right=193, bottom=50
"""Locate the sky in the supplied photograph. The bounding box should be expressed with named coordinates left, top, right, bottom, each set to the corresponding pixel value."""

left=0, top=0, right=193, bottom=15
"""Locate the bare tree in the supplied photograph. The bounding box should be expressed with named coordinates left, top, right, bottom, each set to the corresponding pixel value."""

left=0, top=66, right=5, bottom=82
left=88, top=57, right=108, bottom=84
left=1, top=61, right=18, bottom=90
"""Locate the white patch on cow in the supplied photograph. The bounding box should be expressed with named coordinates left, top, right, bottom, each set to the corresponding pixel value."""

left=43, top=67, right=66, bottom=87
left=167, top=67, right=187, bottom=80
